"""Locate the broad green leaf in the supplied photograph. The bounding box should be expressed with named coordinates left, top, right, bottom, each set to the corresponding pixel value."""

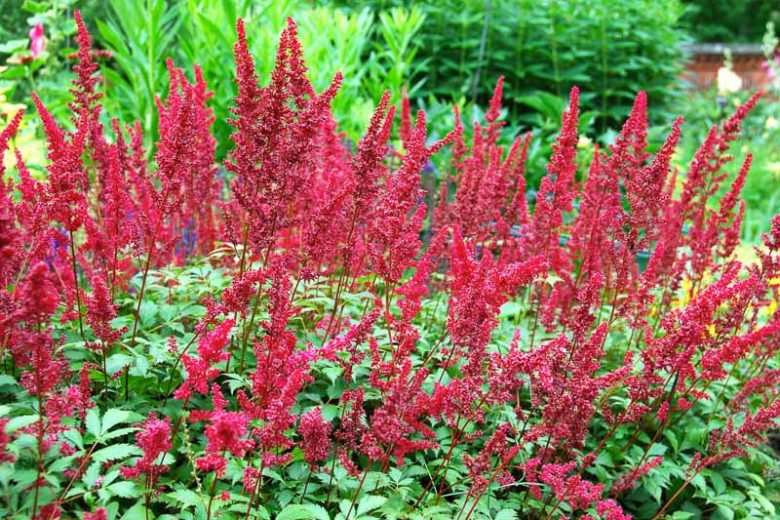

left=102, top=409, right=133, bottom=435
left=106, top=480, right=142, bottom=499
left=495, top=509, right=518, bottom=520
left=277, top=504, right=329, bottom=520
left=92, top=443, right=140, bottom=463
left=85, top=408, right=102, bottom=438
left=167, top=488, right=202, bottom=509
left=357, top=495, right=387, bottom=515
left=6, top=414, right=38, bottom=432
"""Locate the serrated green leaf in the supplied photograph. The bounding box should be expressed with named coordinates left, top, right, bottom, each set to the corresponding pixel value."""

left=101, top=426, right=139, bottom=442
left=644, top=477, right=662, bottom=503
left=6, top=414, right=38, bottom=432
left=357, top=495, right=387, bottom=515
left=277, top=504, right=328, bottom=520
left=86, top=408, right=101, bottom=438
left=102, top=409, right=132, bottom=434
left=92, top=443, right=141, bottom=463
left=83, top=461, right=101, bottom=488
left=106, top=353, right=133, bottom=376
left=0, top=375, right=18, bottom=388
left=119, top=501, right=147, bottom=520
left=106, top=480, right=142, bottom=499
left=495, top=509, right=518, bottom=520
left=303, top=504, right=330, bottom=520
left=167, top=488, right=202, bottom=509
left=715, top=505, right=735, bottom=520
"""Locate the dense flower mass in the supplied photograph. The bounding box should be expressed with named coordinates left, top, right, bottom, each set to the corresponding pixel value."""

left=0, top=10, right=778, bottom=520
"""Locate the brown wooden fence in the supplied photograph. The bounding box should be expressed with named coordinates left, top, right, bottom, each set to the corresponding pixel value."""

left=682, top=43, right=775, bottom=91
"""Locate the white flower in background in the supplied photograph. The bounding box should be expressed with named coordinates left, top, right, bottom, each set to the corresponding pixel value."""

left=766, top=116, right=778, bottom=130
left=769, top=161, right=780, bottom=179
left=717, top=66, right=743, bottom=95
left=577, top=135, right=592, bottom=149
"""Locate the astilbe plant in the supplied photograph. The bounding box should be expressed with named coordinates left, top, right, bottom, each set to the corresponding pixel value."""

left=0, top=10, right=779, bottom=520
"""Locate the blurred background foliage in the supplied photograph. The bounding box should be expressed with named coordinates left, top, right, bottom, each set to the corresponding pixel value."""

left=681, top=0, right=780, bottom=43
left=0, top=0, right=778, bottom=244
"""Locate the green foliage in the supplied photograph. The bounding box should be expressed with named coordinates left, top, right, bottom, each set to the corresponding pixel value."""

left=94, top=0, right=425, bottom=159
left=681, top=0, right=780, bottom=43
left=336, top=0, right=688, bottom=134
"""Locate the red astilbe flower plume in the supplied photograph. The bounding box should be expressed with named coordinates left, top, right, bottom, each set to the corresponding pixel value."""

left=701, top=316, right=780, bottom=381
left=294, top=104, right=353, bottom=279
left=86, top=271, right=124, bottom=345
left=331, top=90, right=395, bottom=276
left=175, top=318, right=234, bottom=400
left=610, top=91, right=649, bottom=184
left=441, top=78, right=532, bottom=253
left=610, top=455, right=663, bottom=496
left=32, top=92, right=90, bottom=232
left=463, top=423, right=518, bottom=495
left=319, top=308, right=380, bottom=382
left=446, top=228, right=546, bottom=374
left=396, top=229, right=446, bottom=322
left=149, top=59, right=215, bottom=264
left=504, top=131, right=533, bottom=226
left=234, top=264, right=315, bottom=466
left=80, top=120, right=136, bottom=290
left=733, top=369, right=780, bottom=407
left=705, top=153, right=752, bottom=261
left=623, top=265, right=746, bottom=419
left=227, top=18, right=342, bottom=256
left=537, top=460, right=631, bottom=517
left=243, top=263, right=297, bottom=409
left=623, top=116, right=683, bottom=253
left=484, top=76, right=506, bottom=137
left=65, top=366, right=94, bottom=421
left=196, top=385, right=254, bottom=476
left=70, top=10, right=102, bottom=141
left=686, top=397, right=780, bottom=477
left=362, top=360, right=437, bottom=466
left=14, top=262, right=59, bottom=326
left=678, top=92, right=761, bottom=278
left=351, top=91, right=395, bottom=214
left=568, top=148, right=621, bottom=286
left=299, top=407, right=332, bottom=468
left=366, top=109, right=455, bottom=283
left=155, top=60, right=221, bottom=261
left=527, top=86, right=580, bottom=276
left=522, top=324, right=625, bottom=449
left=120, top=413, right=171, bottom=481
left=0, top=111, right=25, bottom=288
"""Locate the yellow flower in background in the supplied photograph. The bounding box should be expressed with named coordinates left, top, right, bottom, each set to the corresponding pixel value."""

left=706, top=323, right=717, bottom=338
left=767, top=299, right=778, bottom=318
left=672, top=278, right=694, bottom=309
left=769, top=162, right=780, bottom=180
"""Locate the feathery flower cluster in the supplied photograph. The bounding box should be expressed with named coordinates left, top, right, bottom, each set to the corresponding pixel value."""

left=120, top=414, right=172, bottom=480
